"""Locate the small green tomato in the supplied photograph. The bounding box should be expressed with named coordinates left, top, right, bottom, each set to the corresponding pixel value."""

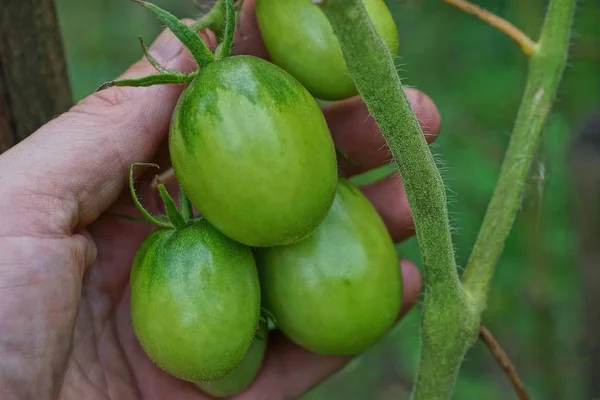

left=257, top=179, right=402, bottom=355
left=256, top=0, right=399, bottom=101
left=130, top=220, right=261, bottom=382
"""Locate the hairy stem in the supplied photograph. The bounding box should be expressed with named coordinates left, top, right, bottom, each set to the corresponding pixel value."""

left=216, top=0, right=236, bottom=59
left=129, top=163, right=173, bottom=229
left=461, top=0, right=577, bottom=312
left=318, top=1, right=479, bottom=398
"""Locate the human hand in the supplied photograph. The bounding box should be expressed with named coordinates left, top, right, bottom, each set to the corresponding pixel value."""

left=0, top=1, right=440, bottom=399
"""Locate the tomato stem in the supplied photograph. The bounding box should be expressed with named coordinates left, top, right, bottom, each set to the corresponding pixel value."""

left=216, top=0, right=236, bottom=60
left=129, top=163, right=174, bottom=229
left=461, top=0, right=576, bottom=313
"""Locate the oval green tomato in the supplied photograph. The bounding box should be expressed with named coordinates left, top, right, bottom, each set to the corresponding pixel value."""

left=257, top=179, right=402, bottom=355
left=170, top=55, right=338, bottom=248
left=130, top=220, right=261, bottom=382
left=196, top=320, right=268, bottom=398
left=255, top=0, right=399, bottom=101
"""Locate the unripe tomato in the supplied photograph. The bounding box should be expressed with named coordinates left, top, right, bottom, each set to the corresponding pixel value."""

left=255, top=0, right=399, bottom=101
left=130, top=220, right=261, bottom=382
left=257, top=179, right=402, bottom=355
left=196, top=320, right=268, bottom=397
left=170, top=55, right=338, bottom=248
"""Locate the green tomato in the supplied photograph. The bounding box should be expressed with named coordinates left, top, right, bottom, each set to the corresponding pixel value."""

left=257, top=179, right=402, bottom=355
left=170, top=55, right=338, bottom=248
left=130, top=220, right=261, bottom=382
left=196, top=320, right=268, bottom=397
left=255, top=0, right=399, bottom=101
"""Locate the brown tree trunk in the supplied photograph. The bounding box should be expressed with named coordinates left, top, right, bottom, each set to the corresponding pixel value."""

left=571, top=111, right=600, bottom=399
left=0, top=0, right=72, bottom=154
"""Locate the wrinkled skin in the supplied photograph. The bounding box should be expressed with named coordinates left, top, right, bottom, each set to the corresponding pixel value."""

left=130, top=221, right=260, bottom=382
left=258, top=179, right=401, bottom=355
left=256, top=0, right=399, bottom=101
left=0, top=1, right=440, bottom=399
left=170, top=56, right=337, bottom=247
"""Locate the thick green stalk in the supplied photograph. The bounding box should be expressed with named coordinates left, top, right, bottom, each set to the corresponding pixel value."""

left=461, top=0, right=576, bottom=312
left=318, top=2, right=479, bottom=398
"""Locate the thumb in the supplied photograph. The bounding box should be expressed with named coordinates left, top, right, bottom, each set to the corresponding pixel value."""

left=0, top=24, right=216, bottom=236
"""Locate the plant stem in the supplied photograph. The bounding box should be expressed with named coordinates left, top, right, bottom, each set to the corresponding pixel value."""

left=318, top=2, right=479, bottom=398
left=216, top=0, right=235, bottom=60
left=461, top=0, right=576, bottom=313
left=443, top=0, right=537, bottom=56
left=480, top=326, right=531, bottom=400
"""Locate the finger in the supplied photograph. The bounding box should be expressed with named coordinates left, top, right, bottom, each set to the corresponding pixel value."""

left=360, top=173, right=414, bottom=243
left=232, top=0, right=269, bottom=58
left=324, top=88, right=441, bottom=177
left=236, top=260, right=421, bottom=400
left=0, top=24, right=216, bottom=235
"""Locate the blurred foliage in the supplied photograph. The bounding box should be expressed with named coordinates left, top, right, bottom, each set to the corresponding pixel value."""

left=54, top=0, right=600, bottom=398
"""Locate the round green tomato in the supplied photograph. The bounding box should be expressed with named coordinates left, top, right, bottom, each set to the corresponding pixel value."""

left=170, top=55, right=338, bottom=248
left=257, top=179, right=402, bottom=355
left=130, top=220, right=261, bottom=382
left=196, top=320, right=268, bottom=397
left=255, top=0, right=399, bottom=101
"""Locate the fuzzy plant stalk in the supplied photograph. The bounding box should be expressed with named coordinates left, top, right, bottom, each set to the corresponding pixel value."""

left=318, top=0, right=576, bottom=398
left=317, top=1, right=480, bottom=399
left=461, top=0, right=577, bottom=312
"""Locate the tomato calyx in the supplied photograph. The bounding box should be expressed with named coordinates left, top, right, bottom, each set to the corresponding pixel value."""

left=129, top=163, right=195, bottom=230
left=97, top=0, right=238, bottom=92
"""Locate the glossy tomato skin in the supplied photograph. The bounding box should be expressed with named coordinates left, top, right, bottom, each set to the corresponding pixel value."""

left=257, top=179, right=402, bottom=355
left=170, top=55, right=338, bottom=248
left=196, top=320, right=268, bottom=397
left=255, top=0, right=399, bottom=101
left=130, top=220, right=261, bottom=382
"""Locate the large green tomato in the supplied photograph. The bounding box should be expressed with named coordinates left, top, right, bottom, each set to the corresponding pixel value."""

left=170, top=55, right=338, bottom=248
left=130, top=220, right=261, bottom=382
left=257, top=179, right=402, bottom=355
left=196, top=320, right=268, bottom=397
left=255, top=0, right=399, bottom=101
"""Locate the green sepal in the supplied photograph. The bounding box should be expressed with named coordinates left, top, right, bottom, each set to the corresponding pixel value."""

left=129, top=163, right=174, bottom=229
left=130, top=0, right=215, bottom=68
left=179, top=187, right=194, bottom=222
left=138, top=35, right=170, bottom=74
left=157, top=183, right=187, bottom=229
left=97, top=72, right=195, bottom=91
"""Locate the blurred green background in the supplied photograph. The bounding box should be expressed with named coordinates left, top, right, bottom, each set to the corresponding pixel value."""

left=54, top=0, right=600, bottom=398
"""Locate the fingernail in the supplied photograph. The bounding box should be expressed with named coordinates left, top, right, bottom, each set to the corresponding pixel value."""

left=149, top=30, right=185, bottom=62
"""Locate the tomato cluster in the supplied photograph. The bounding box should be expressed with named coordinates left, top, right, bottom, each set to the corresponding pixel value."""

left=125, top=0, right=402, bottom=397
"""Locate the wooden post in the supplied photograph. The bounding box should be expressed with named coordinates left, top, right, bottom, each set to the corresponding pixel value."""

left=0, top=0, right=72, bottom=154
left=571, top=111, right=600, bottom=399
